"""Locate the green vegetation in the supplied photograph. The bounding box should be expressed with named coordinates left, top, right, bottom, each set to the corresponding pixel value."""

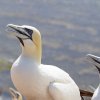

left=0, top=59, right=12, bottom=71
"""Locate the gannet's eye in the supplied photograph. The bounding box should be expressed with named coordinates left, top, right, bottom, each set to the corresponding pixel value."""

left=24, top=28, right=33, bottom=37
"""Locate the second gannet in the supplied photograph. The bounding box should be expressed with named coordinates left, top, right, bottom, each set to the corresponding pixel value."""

left=87, top=54, right=100, bottom=100
left=9, top=88, right=22, bottom=100
left=7, top=24, right=81, bottom=100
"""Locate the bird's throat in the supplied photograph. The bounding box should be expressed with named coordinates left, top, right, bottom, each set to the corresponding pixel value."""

left=21, top=43, right=42, bottom=64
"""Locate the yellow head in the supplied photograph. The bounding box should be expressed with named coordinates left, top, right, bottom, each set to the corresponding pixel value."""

left=7, top=24, right=42, bottom=64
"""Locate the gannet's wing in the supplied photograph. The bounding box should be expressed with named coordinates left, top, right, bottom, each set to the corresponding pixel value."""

left=48, top=82, right=81, bottom=100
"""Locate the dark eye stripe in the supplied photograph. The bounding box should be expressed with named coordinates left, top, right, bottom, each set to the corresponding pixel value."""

left=95, top=65, right=100, bottom=74
left=91, top=57, right=100, bottom=64
left=17, top=37, right=24, bottom=46
left=24, top=28, right=33, bottom=37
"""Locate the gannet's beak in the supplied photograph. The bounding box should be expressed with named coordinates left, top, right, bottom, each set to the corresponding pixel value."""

left=87, top=54, right=100, bottom=73
left=7, top=24, right=32, bottom=39
left=7, top=24, right=33, bottom=46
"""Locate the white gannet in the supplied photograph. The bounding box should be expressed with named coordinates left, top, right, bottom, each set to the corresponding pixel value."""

left=9, top=88, right=22, bottom=100
left=0, top=88, right=3, bottom=100
left=87, top=54, right=100, bottom=100
left=7, top=24, right=81, bottom=100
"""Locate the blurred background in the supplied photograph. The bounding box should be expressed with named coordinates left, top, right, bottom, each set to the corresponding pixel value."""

left=0, top=0, right=100, bottom=99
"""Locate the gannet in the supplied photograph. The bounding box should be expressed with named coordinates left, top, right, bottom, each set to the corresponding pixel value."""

left=7, top=24, right=81, bottom=100
left=9, top=88, right=22, bottom=100
left=87, top=54, right=100, bottom=100
left=0, top=88, right=3, bottom=100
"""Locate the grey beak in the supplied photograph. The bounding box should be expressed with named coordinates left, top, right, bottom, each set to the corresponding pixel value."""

left=7, top=24, right=30, bottom=38
left=7, top=24, right=33, bottom=46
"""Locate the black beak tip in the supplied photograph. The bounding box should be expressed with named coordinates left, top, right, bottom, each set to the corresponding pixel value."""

left=95, top=65, right=100, bottom=74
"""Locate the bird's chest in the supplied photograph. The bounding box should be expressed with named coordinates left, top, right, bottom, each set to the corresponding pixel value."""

left=11, top=58, right=39, bottom=81
left=11, top=59, right=50, bottom=99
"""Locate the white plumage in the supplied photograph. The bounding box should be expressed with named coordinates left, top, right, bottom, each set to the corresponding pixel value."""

left=7, top=24, right=81, bottom=100
left=87, top=54, right=100, bottom=100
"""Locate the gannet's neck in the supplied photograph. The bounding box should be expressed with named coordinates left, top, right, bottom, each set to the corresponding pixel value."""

left=21, top=37, right=42, bottom=64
